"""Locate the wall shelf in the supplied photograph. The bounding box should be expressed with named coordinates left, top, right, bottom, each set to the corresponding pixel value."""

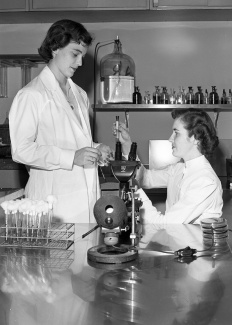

left=1, top=9, right=232, bottom=24
left=94, top=104, right=232, bottom=112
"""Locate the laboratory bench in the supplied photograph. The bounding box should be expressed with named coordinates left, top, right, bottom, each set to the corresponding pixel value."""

left=0, top=221, right=231, bottom=325
left=0, top=176, right=232, bottom=324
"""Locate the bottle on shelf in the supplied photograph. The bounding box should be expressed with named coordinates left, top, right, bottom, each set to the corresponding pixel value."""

left=209, top=86, right=219, bottom=104
left=153, top=86, right=161, bottom=104
left=169, top=88, right=176, bottom=104
left=144, top=91, right=152, bottom=104
left=128, top=142, right=137, bottom=161
left=133, top=86, right=142, bottom=104
left=203, top=89, right=209, bottom=104
left=221, top=89, right=227, bottom=104
left=160, top=87, right=169, bottom=104
left=176, top=87, right=186, bottom=104
left=186, top=87, right=195, bottom=104
left=227, top=89, right=232, bottom=104
left=195, top=86, right=204, bottom=104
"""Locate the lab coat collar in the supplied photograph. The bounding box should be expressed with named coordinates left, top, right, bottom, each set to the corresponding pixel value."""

left=39, top=66, right=91, bottom=137
left=39, top=65, right=61, bottom=92
left=185, top=155, right=206, bottom=170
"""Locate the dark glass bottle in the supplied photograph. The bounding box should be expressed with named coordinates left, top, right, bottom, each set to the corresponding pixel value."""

left=195, top=86, right=204, bottom=104
left=115, top=141, right=122, bottom=160
left=153, top=86, right=161, bottom=104
left=128, top=142, right=137, bottom=161
left=133, top=86, right=142, bottom=104
left=186, top=87, right=195, bottom=104
left=221, top=89, right=227, bottom=104
left=160, top=87, right=169, bottom=104
left=209, top=86, right=219, bottom=104
left=227, top=89, right=232, bottom=104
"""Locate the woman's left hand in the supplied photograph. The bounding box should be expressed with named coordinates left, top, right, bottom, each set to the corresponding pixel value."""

left=97, top=144, right=114, bottom=166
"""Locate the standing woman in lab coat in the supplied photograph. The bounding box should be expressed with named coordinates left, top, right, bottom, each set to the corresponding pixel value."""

left=9, top=19, right=113, bottom=223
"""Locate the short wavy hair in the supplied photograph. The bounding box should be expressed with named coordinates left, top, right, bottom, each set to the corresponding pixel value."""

left=171, top=108, right=219, bottom=157
left=38, top=19, right=93, bottom=63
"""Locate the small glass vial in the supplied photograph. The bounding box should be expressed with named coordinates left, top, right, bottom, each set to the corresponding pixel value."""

left=209, top=86, right=219, bottom=104
left=153, top=86, right=161, bottom=104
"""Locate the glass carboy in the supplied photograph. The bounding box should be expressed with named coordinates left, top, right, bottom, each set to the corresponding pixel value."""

left=100, top=37, right=135, bottom=104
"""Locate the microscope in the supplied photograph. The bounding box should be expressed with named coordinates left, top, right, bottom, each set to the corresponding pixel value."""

left=87, top=141, right=142, bottom=264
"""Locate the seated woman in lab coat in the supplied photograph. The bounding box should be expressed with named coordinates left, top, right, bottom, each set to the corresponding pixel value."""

left=113, top=108, right=223, bottom=224
left=9, top=19, right=113, bottom=223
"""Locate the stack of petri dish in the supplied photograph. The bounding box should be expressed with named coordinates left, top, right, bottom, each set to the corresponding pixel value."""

left=200, top=218, right=229, bottom=254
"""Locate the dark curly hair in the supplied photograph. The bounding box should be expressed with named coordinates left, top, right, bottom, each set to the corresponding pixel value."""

left=171, top=108, right=219, bottom=157
left=38, top=19, right=93, bottom=63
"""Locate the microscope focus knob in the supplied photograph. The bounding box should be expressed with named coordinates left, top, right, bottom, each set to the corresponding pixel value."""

left=94, top=195, right=127, bottom=229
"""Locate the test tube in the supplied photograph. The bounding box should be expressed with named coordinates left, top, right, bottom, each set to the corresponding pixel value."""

left=115, top=116, right=119, bottom=140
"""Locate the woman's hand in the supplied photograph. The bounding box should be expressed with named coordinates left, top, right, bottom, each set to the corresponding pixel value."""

left=112, top=122, right=132, bottom=155
left=97, top=144, right=114, bottom=166
left=73, top=147, right=101, bottom=166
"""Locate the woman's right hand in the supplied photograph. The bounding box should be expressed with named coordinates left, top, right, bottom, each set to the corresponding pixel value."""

left=73, top=147, right=101, bottom=166
left=112, top=122, right=132, bottom=155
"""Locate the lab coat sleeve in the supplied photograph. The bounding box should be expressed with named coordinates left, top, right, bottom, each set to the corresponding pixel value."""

left=136, top=163, right=170, bottom=188
left=137, top=175, right=222, bottom=224
left=9, top=90, right=75, bottom=170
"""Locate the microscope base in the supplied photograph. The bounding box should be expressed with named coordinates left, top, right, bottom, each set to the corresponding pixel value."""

left=87, top=244, right=138, bottom=264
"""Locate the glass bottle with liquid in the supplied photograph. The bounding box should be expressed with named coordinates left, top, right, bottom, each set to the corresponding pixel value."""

left=186, top=87, right=195, bottom=104
left=169, top=88, right=176, bottom=104
left=153, top=86, right=161, bottom=104
left=160, top=87, right=169, bottom=104
left=204, top=89, right=209, bottom=104
left=176, top=87, right=185, bottom=104
left=209, top=86, right=219, bottom=104
left=227, top=89, right=232, bottom=104
left=144, top=91, right=152, bottom=104
left=221, top=89, right=227, bottom=104
left=133, top=86, right=142, bottom=104
left=195, top=86, right=204, bottom=104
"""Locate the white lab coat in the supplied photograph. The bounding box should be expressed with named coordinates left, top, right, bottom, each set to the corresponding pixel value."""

left=9, top=66, right=100, bottom=223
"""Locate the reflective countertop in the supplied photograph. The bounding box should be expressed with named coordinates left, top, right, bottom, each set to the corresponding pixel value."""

left=0, top=222, right=232, bottom=325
